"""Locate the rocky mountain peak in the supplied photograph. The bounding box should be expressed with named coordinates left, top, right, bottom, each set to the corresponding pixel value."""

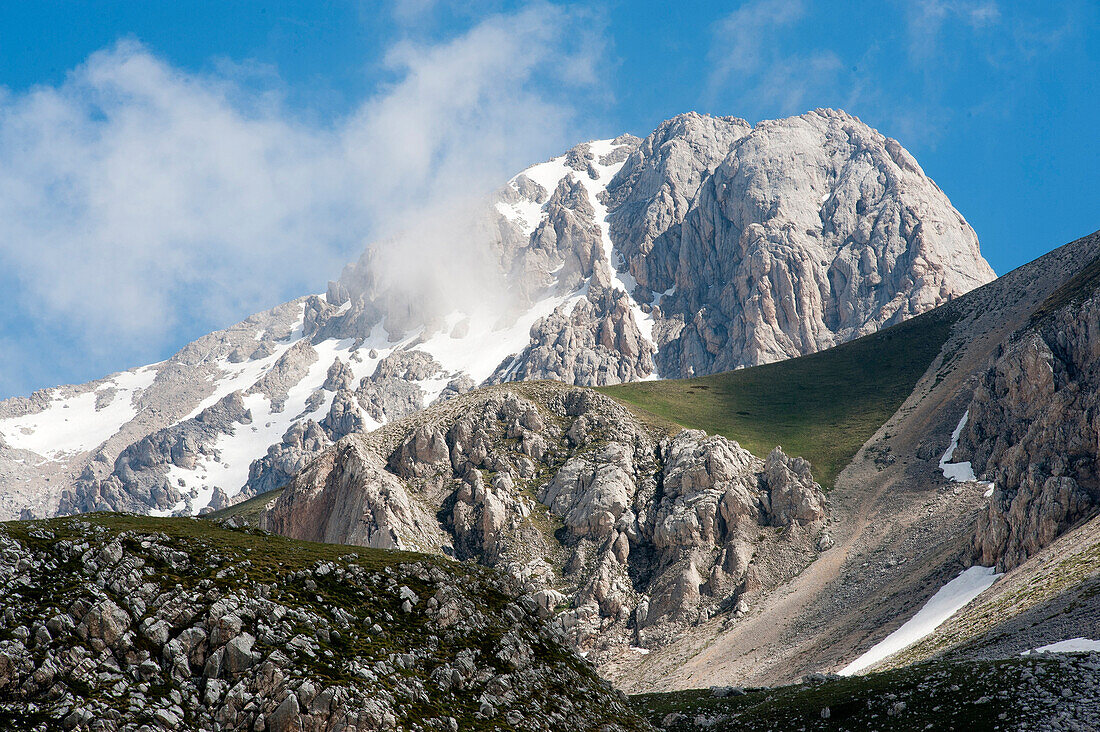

left=0, top=108, right=994, bottom=520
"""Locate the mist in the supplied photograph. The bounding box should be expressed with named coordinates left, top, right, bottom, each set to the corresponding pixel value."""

left=0, top=3, right=606, bottom=398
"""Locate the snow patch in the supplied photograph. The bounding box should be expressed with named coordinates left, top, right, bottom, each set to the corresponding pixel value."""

left=580, top=140, right=658, bottom=348
left=1023, top=638, right=1100, bottom=655
left=0, top=366, right=158, bottom=459
left=417, top=292, right=585, bottom=386
left=839, top=566, right=1001, bottom=675
left=940, top=411, right=978, bottom=482
left=184, top=305, right=309, bottom=420
left=489, top=138, right=660, bottom=368
left=166, top=333, right=397, bottom=513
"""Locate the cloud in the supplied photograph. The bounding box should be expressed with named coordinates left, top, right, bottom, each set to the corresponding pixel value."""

left=706, top=0, right=842, bottom=117
left=392, top=0, right=440, bottom=25
left=709, top=0, right=805, bottom=78
left=0, top=3, right=604, bottom=396
left=904, top=1, right=1001, bottom=61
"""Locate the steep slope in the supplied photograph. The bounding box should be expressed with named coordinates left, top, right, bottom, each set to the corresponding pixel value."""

left=248, top=381, right=828, bottom=676
left=0, top=109, right=993, bottom=522
left=880, top=510, right=1100, bottom=669
left=634, top=654, right=1100, bottom=731
left=0, top=514, right=648, bottom=731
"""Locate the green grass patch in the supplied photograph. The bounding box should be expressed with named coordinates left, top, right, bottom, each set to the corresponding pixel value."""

left=3, top=513, right=433, bottom=581
left=204, top=488, right=284, bottom=522
left=599, top=310, right=955, bottom=489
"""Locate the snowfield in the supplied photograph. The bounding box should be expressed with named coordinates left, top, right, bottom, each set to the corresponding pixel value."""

left=940, top=410, right=997, bottom=497
left=840, top=565, right=1002, bottom=675
left=1023, top=638, right=1100, bottom=655
left=0, top=366, right=159, bottom=460
left=939, top=411, right=977, bottom=482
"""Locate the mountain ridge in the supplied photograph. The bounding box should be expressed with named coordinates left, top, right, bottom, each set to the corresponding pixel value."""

left=0, top=108, right=994, bottom=523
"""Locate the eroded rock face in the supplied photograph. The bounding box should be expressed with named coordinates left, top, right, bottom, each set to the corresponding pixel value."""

left=605, top=112, right=753, bottom=295
left=765, top=447, right=827, bottom=527
left=244, top=420, right=332, bottom=500
left=355, top=351, right=442, bottom=424
left=258, top=383, right=828, bottom=664
left=491, top=289, right=657, bottom=386
left=962, top=291, right=1100, bottom=570
left=261, top=439, right=450, bottom=554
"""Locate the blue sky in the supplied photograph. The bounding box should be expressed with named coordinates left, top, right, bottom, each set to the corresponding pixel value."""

left=0, top=0, right=1096, bottom=397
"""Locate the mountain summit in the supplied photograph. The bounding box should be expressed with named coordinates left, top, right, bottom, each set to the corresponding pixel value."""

left=0, top=109, right=994, bottom=520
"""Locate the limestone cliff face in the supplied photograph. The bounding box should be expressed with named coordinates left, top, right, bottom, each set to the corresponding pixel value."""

left=257, top=383, right=828, bottom=666
left=639, top=109, right=995, bottom=376
left=260, top=438, right=451, bottom=554
left=604, top=113, right=753, bottom=295
left=959, top=265, right=1100, bottom=570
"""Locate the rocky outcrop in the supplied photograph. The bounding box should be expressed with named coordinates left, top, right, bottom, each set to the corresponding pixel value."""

left=257, top=382, right=828, bottom=665
left=490, top=289, right=656, bottom=386
left=962, top=283, right=1100, bottom=570
left=513, top=176, right=605, bottom=299
left=245, top=340, right=318, bottom=412
left=355, top=350, right=442, bottom=424
left=244, top=420, right=333, bottom=500
left=261, top=438, right=451, bottom=554
left=0, top=516, right=646, bottom=731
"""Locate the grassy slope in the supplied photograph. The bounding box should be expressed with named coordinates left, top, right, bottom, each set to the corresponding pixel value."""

left=3, top=512, right=432, bottom=580
left=205, top=488, right=283, bottom=522
left=599, top=309, right=955, bottom=489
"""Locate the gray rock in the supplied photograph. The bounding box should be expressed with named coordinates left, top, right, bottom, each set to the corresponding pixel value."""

left=76, top=599, right=130, bottom=648
left=642, top=110, right=994, bottom=376
left=963, top=264, right=1100, bottom=569
left=258, top=382, right=826, bottom=654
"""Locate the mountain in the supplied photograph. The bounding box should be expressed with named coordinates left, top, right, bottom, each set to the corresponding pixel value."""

left=0, top=109, right=993, bottom=522
left=217, top=229, right=1100, bottom=695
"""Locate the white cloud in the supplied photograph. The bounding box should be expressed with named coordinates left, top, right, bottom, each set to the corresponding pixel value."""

left=706, top=0, right=841, bottom=117
left=905, top=1, right=1002, bottom=61
left=0, top=4, right=603, bottom=395
left=710, top=0, right=805, bottom=78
